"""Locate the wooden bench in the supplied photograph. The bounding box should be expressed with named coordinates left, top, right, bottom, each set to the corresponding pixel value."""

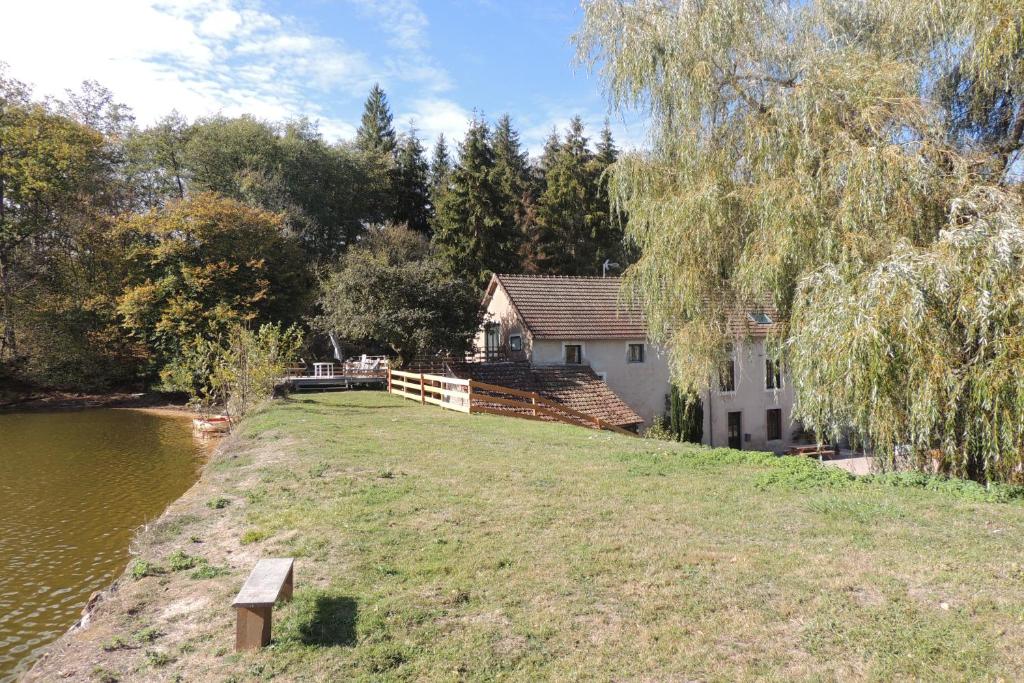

left=232, top=558, right=294, bottom=651
left=787, top=444, right=837, bottom=460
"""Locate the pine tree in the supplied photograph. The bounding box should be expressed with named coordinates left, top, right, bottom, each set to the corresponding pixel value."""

left=589, top=119, right=628, bottom=271
left=538, top=128, right=561, bottom=174
left=535, top=116, right=602, bottom=275
left=428, top=133, right=452, bottom=199
left=354, top=84, right=398, bottom=224
left=491, top=114, right=530, bottom=270
left=520, top=129, right=562, bottom=272
left=431, top=117, right=519, bottom=287
left=355, top=84, right=397, bottom=156
left=595, top=119, right=618, bottom=166
left=393, top=130, right=432, bottom=234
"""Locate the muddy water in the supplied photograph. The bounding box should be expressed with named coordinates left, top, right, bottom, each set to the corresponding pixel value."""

left=0, top=409, right=207, bottom=680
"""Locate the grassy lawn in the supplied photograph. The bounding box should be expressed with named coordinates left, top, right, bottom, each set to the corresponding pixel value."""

left=35, top=391, right=1024, bottom=681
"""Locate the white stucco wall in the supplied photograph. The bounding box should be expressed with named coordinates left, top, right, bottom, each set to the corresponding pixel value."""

left=531, top=338, right=671, bottom=427
left=701, top=338, right=796, bottom=453
left=478, top=285, right=532, bottom=360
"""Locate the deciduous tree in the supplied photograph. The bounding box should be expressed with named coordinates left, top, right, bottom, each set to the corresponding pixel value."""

left=116, top=194, right=308, bottom=376
left=317, top=225, right=481, bottom=365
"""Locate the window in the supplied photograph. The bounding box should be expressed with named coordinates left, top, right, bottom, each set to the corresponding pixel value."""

left=766, top=357, right=782, bottom=390
left=627, top=343, right=645, bottom=363
left=767, top=409, right=782, bottom=441
left=719, top=358, right=735, bottom=392
left=564, top=344, right=582, bottom=364
left=748, top=311, right=774, bottom=325
left=509, top=335, right=523, bottom=352
left=484, top=324, right=500, bottom=359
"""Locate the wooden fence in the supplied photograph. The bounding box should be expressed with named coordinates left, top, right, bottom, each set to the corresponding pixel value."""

left=387, top=369, right=635, bottom=436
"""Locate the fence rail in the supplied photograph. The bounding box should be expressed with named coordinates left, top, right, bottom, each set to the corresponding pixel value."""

left=386, top=369, right=634, bottom=436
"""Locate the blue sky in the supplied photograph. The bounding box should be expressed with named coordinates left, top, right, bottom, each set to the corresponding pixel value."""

left=2, top=0, right=646, bottom=155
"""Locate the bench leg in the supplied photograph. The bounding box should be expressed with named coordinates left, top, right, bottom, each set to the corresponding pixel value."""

left=235, top=605, right=272, bottom=651
left=281, top=566, right=294, bottom=602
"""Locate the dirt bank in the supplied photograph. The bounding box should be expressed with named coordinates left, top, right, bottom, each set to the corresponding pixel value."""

left=0, top=391, right=192, bottom=414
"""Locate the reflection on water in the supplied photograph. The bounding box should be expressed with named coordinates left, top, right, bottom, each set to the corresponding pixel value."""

left=0, top=409, right=206, bottom=680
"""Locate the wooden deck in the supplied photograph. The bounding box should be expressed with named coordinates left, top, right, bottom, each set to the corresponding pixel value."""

left=282, top=360, right=388, bottom=392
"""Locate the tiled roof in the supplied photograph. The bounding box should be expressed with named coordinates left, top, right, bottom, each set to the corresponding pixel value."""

left=724, top=303, right=784, bottom=338
left=491, top=274, right=646, bottom=340
left=489, top=274, right=782, bottom=340
left=450, top=361, right=644, bottom=427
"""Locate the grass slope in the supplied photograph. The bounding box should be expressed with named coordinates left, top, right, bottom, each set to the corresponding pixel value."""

left=33, top=392, right=1024, bottom=681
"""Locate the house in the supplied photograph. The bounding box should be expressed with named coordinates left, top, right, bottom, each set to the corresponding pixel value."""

left=477, top=274, right=797, bottom=452
left=703, top=309, right=795, bottom=452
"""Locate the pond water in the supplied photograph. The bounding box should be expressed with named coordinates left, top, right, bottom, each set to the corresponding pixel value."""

left=0, top=409, right=207, bottom=680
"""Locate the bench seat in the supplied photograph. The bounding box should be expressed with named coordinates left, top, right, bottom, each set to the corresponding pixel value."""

left=233, top=558, right=294, bottom=650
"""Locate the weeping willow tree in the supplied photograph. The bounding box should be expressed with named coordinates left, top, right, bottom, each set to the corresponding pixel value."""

left=576, top=0, right=1024, bottom=480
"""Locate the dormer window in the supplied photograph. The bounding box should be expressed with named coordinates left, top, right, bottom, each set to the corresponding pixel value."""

left=564, top=344, right=583, bottom=364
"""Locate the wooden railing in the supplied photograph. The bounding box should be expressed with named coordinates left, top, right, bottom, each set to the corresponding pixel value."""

left=388, top=369, right=472, bottom=412
left=386, top=369, right=635, bottom=436
left=285, top=358, right=389, bottom=379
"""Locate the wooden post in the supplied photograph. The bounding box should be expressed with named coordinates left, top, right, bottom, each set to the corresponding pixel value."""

left=236, top=605, right=272, bottom=651
left=531, top=396, right=536, bottom=417
left=281, top=565, right=294, bottom=602
left=387, top=368, right=392, bottom=394
left=420, top=373, right=426, bottom=404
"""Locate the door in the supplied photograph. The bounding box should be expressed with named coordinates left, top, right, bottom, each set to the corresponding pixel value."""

left=727, top=411, right=742, bottom=450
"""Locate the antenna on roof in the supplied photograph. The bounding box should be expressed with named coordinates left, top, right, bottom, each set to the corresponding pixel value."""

left=602, top=259, right=620, bottom=278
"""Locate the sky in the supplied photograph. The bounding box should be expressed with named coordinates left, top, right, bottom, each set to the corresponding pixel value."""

left=1, top=0, right=647, bottom=156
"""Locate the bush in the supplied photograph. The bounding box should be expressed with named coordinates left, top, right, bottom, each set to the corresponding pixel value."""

left=643, top=416, right=675, bottom=441
left=190, top=564, right=229, bottom=580
left=167, top=550, right=197, bottom=571
left=163, top=322, right=302, bottom=417
left=130, top=560, right=164, bottom=581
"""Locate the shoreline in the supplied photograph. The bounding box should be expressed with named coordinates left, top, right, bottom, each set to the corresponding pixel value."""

left=7, top=404, right=222, bottom=681
left=21, top=418, right=230, bottom=682
left=0, top=391, right=193, bottom=415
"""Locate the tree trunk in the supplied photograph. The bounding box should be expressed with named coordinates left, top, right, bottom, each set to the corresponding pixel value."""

left=0, top=249, right=16, bottom=360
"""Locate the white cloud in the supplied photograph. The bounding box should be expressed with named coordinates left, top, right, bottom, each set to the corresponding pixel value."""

left=0, top=0, right=447, bottom=143
left=397, top=98, right=473, bottom=149
left=348, top=0, right=429, bottom=51
left=198, top=9, right=243, bottom=38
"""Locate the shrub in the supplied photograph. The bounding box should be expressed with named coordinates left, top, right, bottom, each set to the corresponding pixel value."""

left=130, top=560, right=164, bottom=581
left=643, top=416, right=675, bottom=441
left=134, top=627, right=162, bottom=644
left=144, top=649, right=173, bottom=667
left=167, top=550, right=198, bottom=571
left=190, top=564, right=229, bottom=580
left=206, top=496, right=231, bottom=510
left=101, top=636, right=129, bottom=652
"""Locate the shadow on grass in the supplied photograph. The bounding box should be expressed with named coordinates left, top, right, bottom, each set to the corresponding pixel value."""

left=297, top=594, right=358, bottom=647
